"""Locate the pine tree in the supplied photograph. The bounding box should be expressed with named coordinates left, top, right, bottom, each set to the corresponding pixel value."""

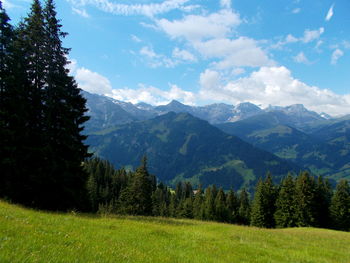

left=175, top=182, right=183, bottom=201
left=203, top=186, right=215, bottom=220
left=193, top=186, right=204, bottom=220
left=39, top=0, right=90, bottom=210
left=168, top=193, right=178, bottom=218
left=251, top=174, right=277, bottom=228
left=294, top=171, right=318, bottom=227
left=0, top=1, right=14, bottom=198
left=330, top=180, right=350, bottom=231
left=119, top=157, right=153, bottom=215
left=250, top=178, right=265, bottom=227
left=178, top=198, right=193, bottom=218
left=237, top=188, right=250, bottom=225
left=152, top=183, right=169, bottom=217
left=4, top=0, right=47, bottom=207
left=214, top=188, right=227, bottom=222
left=315, top=176, right=332, bottom=228
left=274, top=174, right=297, bottom=228
left=226, top=189, right=239, bottom=224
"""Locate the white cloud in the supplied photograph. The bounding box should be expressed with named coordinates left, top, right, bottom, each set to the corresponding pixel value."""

left=302, top=27, right=324, bottom=43
left=293, top=52, right=310, bottom=64
left=343, top=41, right=350, bottom=49
left=231, top=68, right=245, bottom=76
left=315, top=40, right=323, bottom=51
left=131, top=35, right=142, bottom=43
left=3, top=0, right=16, bottom=9
left=139, top=46, right=197, bottom=68
left=274, top=28, right=324, bottom=49
left=172, top=47, right=197, bottom=62
left=110, top=83, right=196, bottom=105
left=140, top=46, right=158, bottom=58
left=325, top=4, right=334, bottom=21
left=75, top=67, right=113, bottom=95
left=139, top=46, right=177, bottom=68
left=67, top=0, right=190, bottom=17
left=220, top=0, right=231, bottom=9
left=72, top=7, right=89, bottom=17
left=199, top=69, right=221, bottom=93
left=331, top=49, right=343, bottom=65
left=292, top=8, right=301, bottom=14
left=286, top=34, right=298, bottom=43
left=199, top=66, right=350, bottom=116
left=195, top=37, right=274, bottom=68
left=66, top=58, right=78, bottom=75
left=156, top=9, right=241, bottom=42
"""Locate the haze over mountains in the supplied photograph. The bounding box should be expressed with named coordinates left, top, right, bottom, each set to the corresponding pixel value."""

left=83, top=91, right=350, bottom=187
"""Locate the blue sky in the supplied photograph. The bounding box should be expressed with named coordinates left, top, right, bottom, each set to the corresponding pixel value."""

left=4, top=0, right=350, bottom=115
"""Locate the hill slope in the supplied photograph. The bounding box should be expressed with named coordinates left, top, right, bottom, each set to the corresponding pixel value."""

left=216, top=112, right=350, bottom=178
left=1, top=201, right=349, bottom=263
left=87, top=112, right=298, bottom=190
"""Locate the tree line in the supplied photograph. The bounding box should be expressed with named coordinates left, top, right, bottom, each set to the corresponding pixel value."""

left=0, top=0, right=90, bottom=210
left=85, top=158, right=350, bottom=232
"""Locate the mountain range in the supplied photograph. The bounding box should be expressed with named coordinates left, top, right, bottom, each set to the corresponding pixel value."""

left=86, top=112, right=298, bottom=190
left=83, top=91, right=350, bottom=186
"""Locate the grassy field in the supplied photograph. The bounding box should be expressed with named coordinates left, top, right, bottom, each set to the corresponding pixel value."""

left=0, top=201, right=349, bottom=263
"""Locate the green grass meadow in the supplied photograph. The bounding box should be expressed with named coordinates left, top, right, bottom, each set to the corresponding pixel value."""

left=0, top=201, right=349, bottom=263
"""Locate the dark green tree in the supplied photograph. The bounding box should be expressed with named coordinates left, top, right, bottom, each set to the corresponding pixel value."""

left=168, top=193, right=178, bottom=218
left=251, top=174, right=277, bottom=228
left=315, top=176, right=332, bottom=228
left=0, top=1, right=14, bottom=198
left=39, top=0, right=90, bottom=210
left=119, top=157, right=153, bottom=215
left=214, top=188, right=227, bottom=222
left=203, top=186, right=215, bottom=220
left=4, top=0, right=47, bottom=207
left=152, top=183, right=170, bottom=217
left=193, top=186, right=204, bottom=220
left=274, top=174, right=297, bottom=228
left=294, top=171, right=318, bottom=227
left=237, top=188, right=250, bottom=225
left=178, top=197, right=193, bottom=218
left=330, top=180, right=350, bottom=231
left=226, top=189, right=239, bottom=224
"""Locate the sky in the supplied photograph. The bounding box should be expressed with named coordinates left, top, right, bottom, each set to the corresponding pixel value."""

left=3, top=0, right=350, bottom=116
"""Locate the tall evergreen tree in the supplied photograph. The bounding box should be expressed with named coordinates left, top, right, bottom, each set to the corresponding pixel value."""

left=0, top=1, right=14, bottom=198
left=315, top=176, right=332, bottom=228
left=152, top=183, right=170, bottom=217
left=119, top=157, right=153, bottom=215
left=330, top=180, right=350, bottom=231
left=274, top=174, right=297, bottom=228
left=237, top=188, right=250, bottom=225
left=294, top=171, right=318, bottom=227
left=214, top=188, right=227, bottom=222
left=203, top=186, right=215, bottom=220
left=39, top=0, right=90, bottom=210
left=193, top=186, right=204, bottom=220
left=226, top=189, right=239, bottom=224
left=251, top=174, right=277, bottom=228
left=178, top=197, right=193, bottom=219
left=3, top=0, right=47, bottom=207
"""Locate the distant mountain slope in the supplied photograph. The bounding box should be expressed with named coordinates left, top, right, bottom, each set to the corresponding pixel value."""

left=311, top=119, right=350, bottom=179
left=216, top=112, right=349, bottom=178
left=87, top=112, right=298, bottom=190
left=83, top=91, right=137, bottom=133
